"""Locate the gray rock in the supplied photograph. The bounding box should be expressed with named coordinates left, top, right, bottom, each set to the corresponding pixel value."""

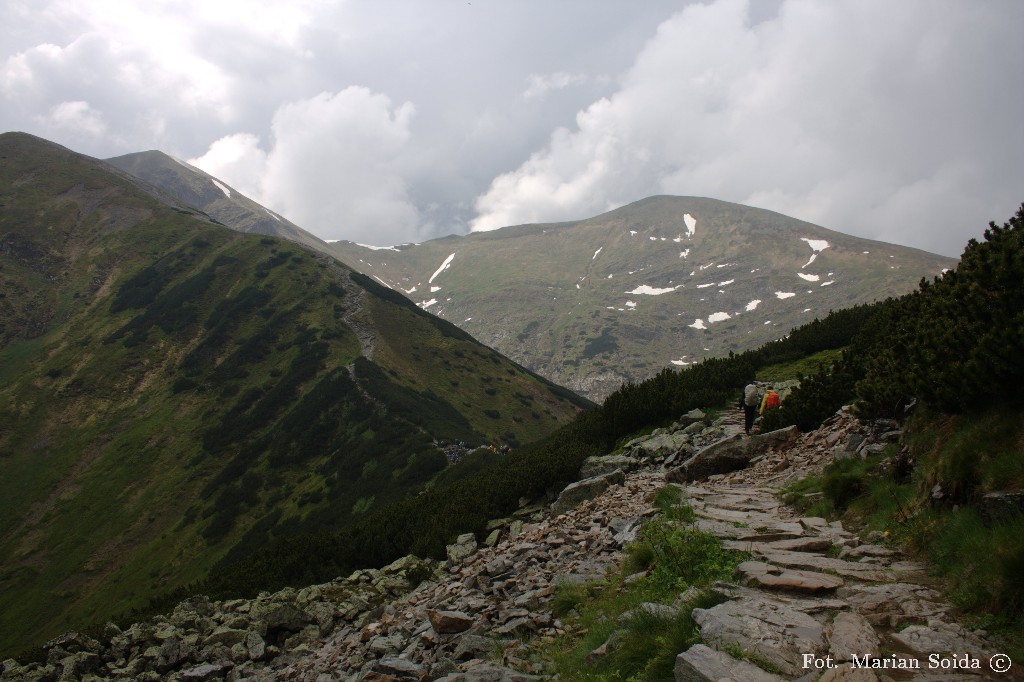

left=828, top=612, right=880, bottom=662
left=428, top=610, right=474, bottom=634
left=204, top=627, right=249, bottom=648
left=579, top=455, right=636, bottom=479
left=484, top=528, right=502, bottom=547
left=633, top=433, right=692, bottom=460
left=667, top=426, right=799, bottom=482
left=453, top=634, right=494, bottom=660
left=692, top=596, right=826, bottom=676
left=681, top=408, right=707, bottom=424
left=446, top=533, right=478, bottom=564
left=372, top=656, right=427, bottom=679
left=180, top=662, right=233, bottom=680
left=675, top=643, right=785, bottom=682
left=737, top=561, right=844, bottom=593
left=551, top=469, right=625, bottom=515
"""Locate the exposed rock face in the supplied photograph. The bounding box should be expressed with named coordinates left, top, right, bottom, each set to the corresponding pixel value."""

left=550, top=468, right=625, bottom=515
left=666, top=425, right=798, bottom=482
left=3, top=406, right=1005, bottom=682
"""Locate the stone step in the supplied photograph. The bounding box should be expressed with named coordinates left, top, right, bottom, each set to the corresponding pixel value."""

left=737, top=560, right=845, bottom=593
left=750, top=547, right=898, bottom=582
left=723, top=536, right=834, bottom=554
left=675, top=644, right=786, bottom=682
left=692, top=596, right=826, bottom=677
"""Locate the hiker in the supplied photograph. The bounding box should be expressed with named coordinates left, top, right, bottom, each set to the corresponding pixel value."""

left=740, top=382, right=760, bottom=435
left=760, top=385, right=781, bottom=415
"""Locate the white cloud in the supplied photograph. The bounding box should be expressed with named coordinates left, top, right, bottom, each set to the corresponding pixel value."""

left=471, top=0, right=1024, bottom=255
left=189, top=133, right=267, bottom=200
left=522, top=71, right=588, bottom=100
left=191, top=87, right=420, bottom=246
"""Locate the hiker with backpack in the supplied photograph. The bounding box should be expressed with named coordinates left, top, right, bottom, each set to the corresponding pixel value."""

left=740, top=382, right=760, bottom=435
left=760, top=385, right=782, bottom=415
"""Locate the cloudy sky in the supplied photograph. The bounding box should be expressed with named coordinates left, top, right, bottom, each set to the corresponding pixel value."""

left=2, top=0, right=1021, bottom=256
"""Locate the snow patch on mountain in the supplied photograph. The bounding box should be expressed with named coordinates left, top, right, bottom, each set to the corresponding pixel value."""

left=683, top=213, right=696, bottom=238
left=429, top=253, right=456, bottom=283
left=746, top=299, right=761, bottom=311
left=775, top=291, right=796, bottom=299
left=421, top=299, right=438, bottom=308
left=626, top=285, right=678, bottom=295
left=798, top=273, right=821, bottom=282
left=801, top=238, right=830, bottom=268
left=707, top=312, right=731, bottom=323
left=689, top=318, right=707, bottom=330
left=211, top=179, right=231, bottom=198
left=593, top=247, right=602, bottom=260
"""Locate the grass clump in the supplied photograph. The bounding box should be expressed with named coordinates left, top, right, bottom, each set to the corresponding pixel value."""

left=533, top=491, right=746, bottom=681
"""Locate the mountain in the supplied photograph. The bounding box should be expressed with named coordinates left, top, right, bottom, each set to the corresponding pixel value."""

left=326, top=198, right=958, bottom=400
left=0, top=132, right=589, bottom=655
left=105, top=150, right=327, bottom=254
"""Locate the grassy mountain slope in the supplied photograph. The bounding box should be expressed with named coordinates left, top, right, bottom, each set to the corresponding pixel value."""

left=328, top=197, right=957, bottom=400
left=0, top=132, right=587, bottom=655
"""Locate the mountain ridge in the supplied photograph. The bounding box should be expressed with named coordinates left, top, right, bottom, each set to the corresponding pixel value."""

left=326, top=195, right=957, bottom=400
left=100, top=145, right=957, bottom=402
left=0, top=131, right=588, bottom=655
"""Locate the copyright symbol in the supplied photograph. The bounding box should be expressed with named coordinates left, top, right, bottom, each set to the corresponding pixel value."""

left=991, top=653, right=1012, bottom=673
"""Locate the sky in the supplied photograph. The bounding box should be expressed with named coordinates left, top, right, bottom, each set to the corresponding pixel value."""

left=2, top=0, right=1022, bottom=257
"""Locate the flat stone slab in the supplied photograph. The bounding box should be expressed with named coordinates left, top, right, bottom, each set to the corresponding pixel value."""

left=752, top=548, right=896, bottom=581
left=738, top=560, right=845, bottom=593
left=828, top=611, right=881, bottom=661
left=711, top=582, right=849, bottom=614
left=692, top=596, right=826, bottom=676
left=675, top=643, right=786, bottom=682
left=836, top=583, right=949, bottom=622
left=891, top=621, right=996, bottom=661
left=723, top=537, right=833, bottom=553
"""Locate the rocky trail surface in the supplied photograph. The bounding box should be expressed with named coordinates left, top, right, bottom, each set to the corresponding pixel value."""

left=2, top=410, right=1017, bottom=681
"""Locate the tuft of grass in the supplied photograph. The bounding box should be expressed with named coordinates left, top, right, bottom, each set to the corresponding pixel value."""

left=534, top=501, right=744, bottom=681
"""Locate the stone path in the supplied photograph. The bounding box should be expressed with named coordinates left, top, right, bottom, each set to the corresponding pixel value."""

left=675, top=410, right=1017, bottom=682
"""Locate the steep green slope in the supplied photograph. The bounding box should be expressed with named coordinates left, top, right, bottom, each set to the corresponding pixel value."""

left=328, top=197, right=957, bottom=400
left=0, top=132, right=588, bottom=655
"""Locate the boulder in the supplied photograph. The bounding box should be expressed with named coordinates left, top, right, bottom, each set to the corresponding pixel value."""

left=551, top=469, right=625, bottom=515
left=579, top=455, right=635, bottom=479
left=674, top=644, right=785, bottom=682
left=667, top=426, right=799, bottom=483
left=632, top=433, right=691, bottom=460
left=446, top=533, right=478, bottom=564
left=453, top=634, right=493, bottom=660
left=372, top=656, right=427, bottom=680
left=180, top=662, right=233, bottom=680
left=692, top=595, right=826, bottom=676
left=828, top=611, right=880, bottom=662
left=428, top=610, right=474, bottom=634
